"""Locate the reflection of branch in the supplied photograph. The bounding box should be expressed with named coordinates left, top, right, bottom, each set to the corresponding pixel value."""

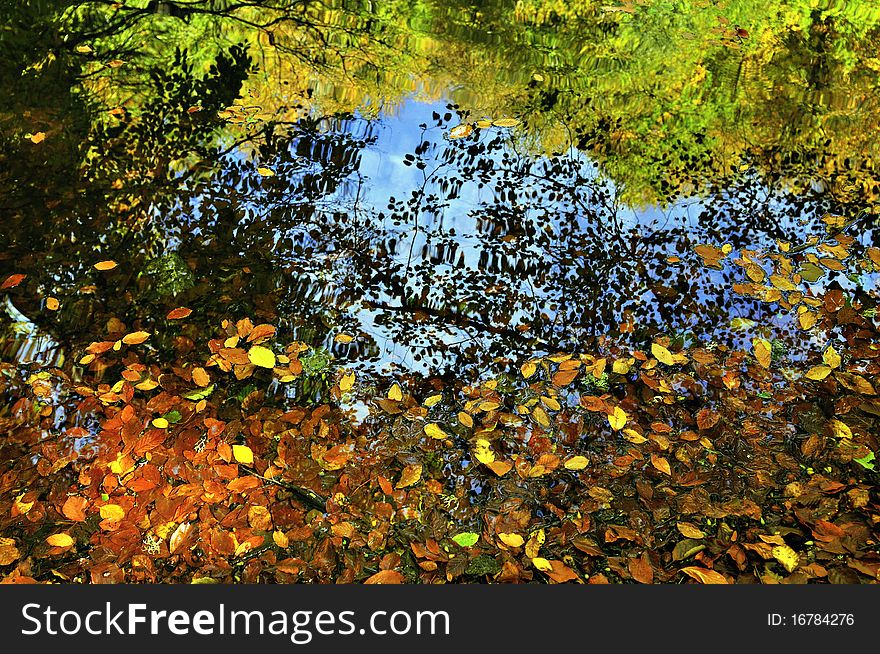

left=366, top=300, right=538, bottom=345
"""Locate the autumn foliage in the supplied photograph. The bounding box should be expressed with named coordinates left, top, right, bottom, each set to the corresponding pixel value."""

left=1, top=227, right=878, bottom=584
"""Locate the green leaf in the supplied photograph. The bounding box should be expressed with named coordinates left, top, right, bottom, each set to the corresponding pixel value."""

left=163, top=410, right=182, bottom=424
left=853, top=451, right=875, bottom=471
left=183, top=384, right=214, bottom=401
left=452, top=532, right=480, bottom=548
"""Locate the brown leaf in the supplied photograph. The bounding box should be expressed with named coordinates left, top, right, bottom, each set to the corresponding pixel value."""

left=396, top=464, right=423, bottom=489
left=628, top=552, right=654, bottom=584
left=364, top=570, right=405, bottom=584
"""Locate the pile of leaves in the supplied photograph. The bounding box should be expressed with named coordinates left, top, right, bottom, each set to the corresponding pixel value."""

left=0, top=227, right=878, bottom=584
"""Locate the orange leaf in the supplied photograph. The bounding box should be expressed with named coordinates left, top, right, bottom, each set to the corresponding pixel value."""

left=192, top=367, right=210, bottom=387
left=1, top=273, right=26, bottom=290
left=247, top=323, right=276, bottom=343
left=364, top=570, right=405, bottom=584
left=122, top=331, right=150, bottom=345
left=61, top=496, right=88, bottom=522
left=166, top=307, right=193, bottom=320
left=651, top=454, right=671, bottom=476
left=680, top=566, right=729, bottom=584
left=94, top=260, right=118, bottom=271
left=485, top=460, right=513, bottom=476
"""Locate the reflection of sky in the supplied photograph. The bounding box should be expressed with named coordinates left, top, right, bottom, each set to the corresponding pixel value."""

left=208, top=97, right=880, bottom=373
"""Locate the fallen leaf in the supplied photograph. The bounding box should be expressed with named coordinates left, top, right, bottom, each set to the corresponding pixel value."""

left=651, top=343, right=675, bottom=365
left=608, top=406, right=627, bottom=431
left=233, top=445, right=254, bottom=464
left=46, top=534, right=74, bottom=548
left=771, top=544, right=799, bottom=573
left=424, top=423, right=447, bottom=439
left=364, top=570, right=404, bottom=584
left=680, top=566, right=729, bottom=584
left=94, top=260, right=118, bottom=271
left=396, top=464, right=422, bottom=489
left=564, top=456, right=589, bottom=470
left=752, top=337, right=772, bottom=369
left=1, top=273, right=26, bottom=289
left=99, top=504, right=125, bottom=521
left=248, top=345, right=276, bottom=368
left=166, top=307, right=192, bottom=319
left=498, top=533, right=524, bottom=548
left=452, top=532, right=480, bottom=548
left=122, top=331, right=151, bottom=345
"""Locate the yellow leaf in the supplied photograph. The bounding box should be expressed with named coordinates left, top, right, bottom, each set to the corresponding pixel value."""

left=30, top=131, right=47, bottom=144
left=651, top=343, right=675, bottom=366
left=273, top=530, right=289, bottom=548
left=805, top=365, right=832, bottom=381
left=612, top=358, right=632, bottom=374
left=151, top=417, right=169, bottom=429
left=828, top=419, right=852, bottom=440
left=46, top=534, right=74, bottom=548
left=798, top=310, right=817, bottom=330
left=771, top=544, right=799, bottom=573
left=521, top=361, right=537, bottom=378
left=622, top=428, right=647, bottom=444
left=396, top=464, right=423, bottom=489
left=541, top=396, right=561, bottom=411
left=492, top=118, right=521, bottom=128
left=532, top=405, right=550, bottom=427
left=769, top=274, right=796, bottom=291
left=388, top=383, right=403, bottom=401
left=99, top=504, right=125, bottom=521
left=233, top=444, right=254, bottom=464
left=822, top=345, right=841, bottom=369
left=525, top=529, right=545, bottom=558
left=334, top=333, right=354, bottom=343
left=248, top=345, right=276, bottom=368
left=498, top=533, right=524, bottom=547
left=257, top=166, right=275, bottom=177
left=752, top=338, right=772, bottom=369
left=46, top=297, right=59, bottom=311
left=531, top=557, right=553, bottom=572
left=339, top=371, right=355, bottom=393
left=564, top=456, right=589, bottom=470
left=423, top=394, right=442, bottom=407
left=424, top=423, right=447, bottom=439
left=608, top=406, right=627, bottom=431
left=473, top=439, right=496, bottom=465
left=94, top=260, right=118, bottom=271
left=458, top=411, right=474, bottom=428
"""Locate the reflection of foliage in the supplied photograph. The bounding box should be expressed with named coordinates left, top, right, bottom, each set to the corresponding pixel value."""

left=139, top=252, right=196, bottom=298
